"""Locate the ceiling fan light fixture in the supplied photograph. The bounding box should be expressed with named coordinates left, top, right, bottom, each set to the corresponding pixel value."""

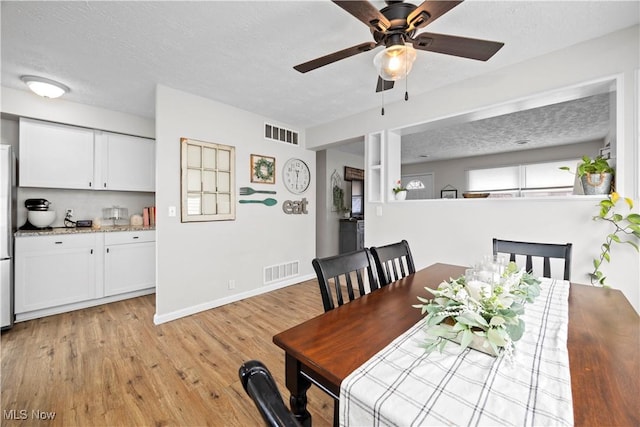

left=373, top=43, right=417, bottom=81
left=21, top=75, right=70, bottom=98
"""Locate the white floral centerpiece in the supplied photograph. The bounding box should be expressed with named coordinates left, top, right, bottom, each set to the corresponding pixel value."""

left=413, top=262, right=541, bottom=358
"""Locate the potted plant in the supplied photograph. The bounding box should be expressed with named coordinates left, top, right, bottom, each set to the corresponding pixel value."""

left=589, top=192, right=640, bottom=286
left=392, top=180, right=407, bottom=200
left=332, top=185, right=351, bottom=217
left=560, top=155, right=614, bottom=195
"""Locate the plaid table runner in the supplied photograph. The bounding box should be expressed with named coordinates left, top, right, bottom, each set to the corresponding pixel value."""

left=340, top=278, right=573, bottom=427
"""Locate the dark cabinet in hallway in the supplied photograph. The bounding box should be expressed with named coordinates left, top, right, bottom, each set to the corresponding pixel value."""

left=339, top=219, right=364, bottom=254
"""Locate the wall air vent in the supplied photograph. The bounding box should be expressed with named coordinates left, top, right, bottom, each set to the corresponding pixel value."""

left=265, top=122, right=299, bottom=146
left=264, top=261, right=300, bottom=285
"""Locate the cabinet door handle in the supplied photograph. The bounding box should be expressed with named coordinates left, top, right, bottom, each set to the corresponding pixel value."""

left=55, top=241, right=63, bottom=244
left=89, top=181, right=92, bottom=187
left=106, top=248, right=110, bottom=253
left=132, top=236, right=139, bottom=239
left=103, top=182, right=107, bottom=188
left=90, top=249, right=93, bottom=254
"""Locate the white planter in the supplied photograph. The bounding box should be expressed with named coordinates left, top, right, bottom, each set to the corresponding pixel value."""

left=442, top=323, right=499, bottom=357
left=394, top=190, right=407, bottom=200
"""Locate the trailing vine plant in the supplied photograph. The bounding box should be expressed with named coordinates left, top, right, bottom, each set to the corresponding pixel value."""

left=591, top=192, right=640, bottom=286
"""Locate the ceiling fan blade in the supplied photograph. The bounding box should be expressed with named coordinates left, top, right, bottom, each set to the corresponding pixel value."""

left=411, top=32, right=504, bottom=61
left=294, top=42, right=377, bottom=73
left=376, top=77, right=394, bottom=93
left=332, top=0, right=391, bottom=32
left=407, top=1, right=464, bottom=31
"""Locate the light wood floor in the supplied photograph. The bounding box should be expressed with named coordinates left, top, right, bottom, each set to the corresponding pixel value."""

left=1, top=279, right=334, bottom=426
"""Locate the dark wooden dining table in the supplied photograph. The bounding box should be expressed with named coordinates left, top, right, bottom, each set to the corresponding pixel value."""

left=273, top=263, right=640, bottom=427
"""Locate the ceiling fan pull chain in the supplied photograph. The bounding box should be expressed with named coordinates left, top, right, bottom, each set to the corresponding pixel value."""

left=381, top=88, right=385, bottom=115
left=404, top=47, right=409, bottom=101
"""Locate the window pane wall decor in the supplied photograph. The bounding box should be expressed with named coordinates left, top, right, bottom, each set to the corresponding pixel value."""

left=181, top=137, right=235, bottom=222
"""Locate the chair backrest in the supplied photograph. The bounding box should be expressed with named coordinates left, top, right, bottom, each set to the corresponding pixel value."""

left=492, top=238, right=573, bottom=280
left=370, top=240, right=416, bottom=286
left=239, top=360, right=300, bottom=427
left=312, top=248, right=379, bottom=312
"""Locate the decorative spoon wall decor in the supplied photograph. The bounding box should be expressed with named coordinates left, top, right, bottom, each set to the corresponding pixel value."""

left=239, top=198, right=278, bottom=207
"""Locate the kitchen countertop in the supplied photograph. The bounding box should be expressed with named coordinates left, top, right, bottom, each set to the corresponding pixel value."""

left=15, top=225, right=155, bottom=237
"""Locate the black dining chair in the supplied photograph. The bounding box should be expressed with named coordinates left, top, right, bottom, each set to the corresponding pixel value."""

left=239, top=360, right=301, bottom=427
left=311, top=248, right=379, bottom=427
left=492, top=238, right=573, bottom=280
left=370, top=240, right=416, bottom=286
left=312, top=248, right=380, bottom=312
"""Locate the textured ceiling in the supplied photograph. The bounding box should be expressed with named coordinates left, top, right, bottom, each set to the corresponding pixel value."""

left=0, top=1, right=636, bottom=162
left=399, top=92, right=612, bottom=163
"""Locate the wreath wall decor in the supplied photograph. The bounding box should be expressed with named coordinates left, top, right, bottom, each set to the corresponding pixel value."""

left=250, top=154, right=276, bottom=184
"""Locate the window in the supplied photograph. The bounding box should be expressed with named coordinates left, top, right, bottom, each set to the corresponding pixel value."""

left=466, top=159, right=578, bottom=197
left=181, top=138, right=235, bottom=222
left=406, top=180, right=425, bottom=190
left=401, top=174, right=434, bottom=200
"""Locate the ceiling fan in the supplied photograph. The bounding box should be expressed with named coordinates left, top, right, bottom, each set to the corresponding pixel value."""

left=294, top=0, right=504, bottom=93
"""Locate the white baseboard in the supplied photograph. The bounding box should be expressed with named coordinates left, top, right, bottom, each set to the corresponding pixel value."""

left=153, top=273, right=315, bottom=325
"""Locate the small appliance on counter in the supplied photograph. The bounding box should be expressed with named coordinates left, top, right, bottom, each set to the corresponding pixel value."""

left=19, top=198, right=56, bottom=230
left=102, top=206, right=128, bottom=227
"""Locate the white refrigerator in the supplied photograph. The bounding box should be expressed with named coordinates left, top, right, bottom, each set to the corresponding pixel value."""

left=1, top=145, right=15, bottom=329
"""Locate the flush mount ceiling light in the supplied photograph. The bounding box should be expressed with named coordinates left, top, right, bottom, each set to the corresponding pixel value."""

left=21, top=75, right=70, bottom=98
left=373, top=42, right=417, bottom=81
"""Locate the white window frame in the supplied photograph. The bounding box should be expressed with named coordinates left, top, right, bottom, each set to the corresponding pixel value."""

left=466, top=159, right=580, bottom=197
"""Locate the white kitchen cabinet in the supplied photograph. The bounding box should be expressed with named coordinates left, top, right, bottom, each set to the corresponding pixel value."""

left=14, top=230, right=155, bottom=320
left=96, top=132, right=155, bottom=192
left=104, top=230, right=155, bottom=296
left=14, top=233, right=98, bottom=313
left=19, top=118, right=155, bottom=192
left=19, top=118, right=95, bottom=189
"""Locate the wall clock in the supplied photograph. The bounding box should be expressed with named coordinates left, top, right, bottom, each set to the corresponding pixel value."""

left=283, top=158, right=310, bottom=194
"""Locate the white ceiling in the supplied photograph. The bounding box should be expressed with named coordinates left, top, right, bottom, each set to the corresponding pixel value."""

left=1, top=1, right=638, bottom=160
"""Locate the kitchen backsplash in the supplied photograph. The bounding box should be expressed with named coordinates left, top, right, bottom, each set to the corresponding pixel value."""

left=17, top=187, right=155, bottom=229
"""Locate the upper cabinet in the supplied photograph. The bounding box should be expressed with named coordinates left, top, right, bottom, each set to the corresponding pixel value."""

left=96, top=132, right=155, bottom=192
left=19, top=118, right=95, bottom=189
left=19, top=118, right=155, bottom=192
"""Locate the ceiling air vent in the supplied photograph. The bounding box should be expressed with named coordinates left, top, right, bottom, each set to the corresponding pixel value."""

left=265, top=123, right=299, bottom=146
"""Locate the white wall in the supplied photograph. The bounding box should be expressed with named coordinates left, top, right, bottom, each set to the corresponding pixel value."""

left=307, top=26, right=640, bottom=312
left=316, top=148, right=365, bottom=258
left=1, top=86, right=154, bottom=138
left=403, top=140, right=603, bottom=198
left=154, top=85, right=316, bottom=323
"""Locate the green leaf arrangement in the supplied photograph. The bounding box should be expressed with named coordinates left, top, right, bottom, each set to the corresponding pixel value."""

left=253, top=157, right=274, bottom=181
left=559, top=155, right=614, bottom=177
left=413, top=263, right=541, bottom=358
left=591, top=192, right=640, bottom=286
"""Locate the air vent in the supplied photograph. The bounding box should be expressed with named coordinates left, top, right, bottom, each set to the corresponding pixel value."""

left=264, top=261, right=300, bottom=284
left=265, top=122, right=299, bottom=145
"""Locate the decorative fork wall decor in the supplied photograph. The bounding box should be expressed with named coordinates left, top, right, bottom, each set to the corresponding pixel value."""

left=239, top=187, right=277, bottom=195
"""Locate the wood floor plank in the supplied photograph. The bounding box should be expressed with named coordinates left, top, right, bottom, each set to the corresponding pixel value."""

left=1, top=279, right=333, bottom=426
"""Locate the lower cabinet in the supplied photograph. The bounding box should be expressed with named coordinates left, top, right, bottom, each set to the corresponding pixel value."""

left=15, top=234, right=98, bottom=314
left=339, top=219, right=365, bottom=254
left=15, top=230, right=155, bottom=320
left=104, top=231, right=156, bottom=296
